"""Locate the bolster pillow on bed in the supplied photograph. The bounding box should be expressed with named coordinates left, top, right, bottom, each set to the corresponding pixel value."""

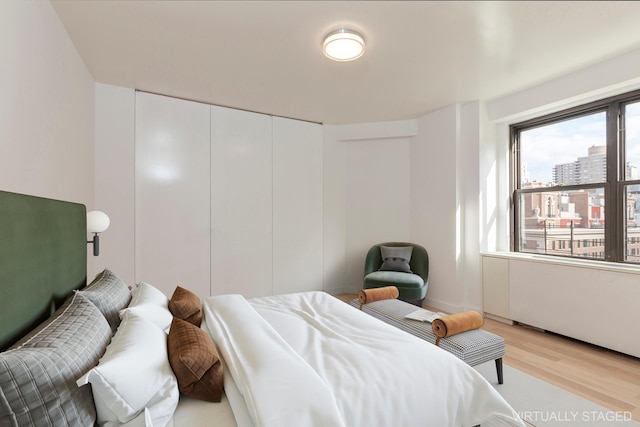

left=358, top=286, right=399, bottom=309
left=431, top=311, right=484, bottom=346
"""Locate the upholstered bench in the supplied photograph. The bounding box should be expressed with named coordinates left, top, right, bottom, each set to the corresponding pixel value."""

left=350, top=298, right=506, bottom=384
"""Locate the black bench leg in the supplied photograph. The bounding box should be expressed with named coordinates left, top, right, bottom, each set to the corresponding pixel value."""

left=495, top=358, right=503, bottom=384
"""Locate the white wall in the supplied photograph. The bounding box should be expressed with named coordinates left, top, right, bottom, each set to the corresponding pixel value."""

left=0, top=0, right=95, bottom=272
left=0, top=0, right=94, bottom=204
left=323, top=121, right=417, bottom=295
left=411, top=107, right=458, bottom=309
left=487, top=47, right=640, bottom=124
left=94, top=84, right=135, bottom=284
left=345, top=137, right=412, bottom=287
left=411, top=105, right=479, bottom=313
left=460, top=102, right=483, bottom=310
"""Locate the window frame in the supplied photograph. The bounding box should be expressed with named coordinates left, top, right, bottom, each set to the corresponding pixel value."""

left=510, top=89, right=640, bottom=264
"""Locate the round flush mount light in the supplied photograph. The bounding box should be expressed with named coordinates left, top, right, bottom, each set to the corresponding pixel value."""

left=322, top=28, right=365, bottom=62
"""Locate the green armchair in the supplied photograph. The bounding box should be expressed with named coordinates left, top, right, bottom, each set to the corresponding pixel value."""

left=363, top=242, right=429, bottom=305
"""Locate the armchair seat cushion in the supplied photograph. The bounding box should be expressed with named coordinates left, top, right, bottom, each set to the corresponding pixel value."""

left=364, top=271, right=424, bottom=289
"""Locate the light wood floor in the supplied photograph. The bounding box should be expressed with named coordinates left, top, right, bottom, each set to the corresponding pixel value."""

left=334, top=293, right=640, bottom=421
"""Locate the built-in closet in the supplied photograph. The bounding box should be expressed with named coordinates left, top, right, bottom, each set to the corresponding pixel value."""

left=97, top=87, right=322, bottom=298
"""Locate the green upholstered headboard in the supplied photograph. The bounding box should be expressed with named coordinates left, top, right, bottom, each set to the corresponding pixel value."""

left=0, top=191, right=87, bottom=351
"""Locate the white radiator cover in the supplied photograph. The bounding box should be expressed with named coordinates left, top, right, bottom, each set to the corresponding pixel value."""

left=483, top=254, right=640, bottom=358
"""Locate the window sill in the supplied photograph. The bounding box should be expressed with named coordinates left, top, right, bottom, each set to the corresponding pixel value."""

left=480, top=251, right=640, bottom=276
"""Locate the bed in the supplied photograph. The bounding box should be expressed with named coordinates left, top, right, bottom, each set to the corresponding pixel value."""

left=0, top=191, right=525, bottom=427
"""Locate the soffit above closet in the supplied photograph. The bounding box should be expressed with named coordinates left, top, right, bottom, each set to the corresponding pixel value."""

left=51, top=1, right=640, bottom=125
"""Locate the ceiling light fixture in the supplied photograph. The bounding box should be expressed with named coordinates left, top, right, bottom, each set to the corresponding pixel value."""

left=323, top=28, right=365, bottom=62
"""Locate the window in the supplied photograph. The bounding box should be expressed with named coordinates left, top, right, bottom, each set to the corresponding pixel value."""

left=512, top=90, right=640, bottom=263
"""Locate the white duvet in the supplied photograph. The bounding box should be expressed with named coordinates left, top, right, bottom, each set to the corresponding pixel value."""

left=204, top=292, right=525, bottom=427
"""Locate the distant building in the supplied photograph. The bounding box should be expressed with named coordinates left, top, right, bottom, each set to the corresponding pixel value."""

left=552, top=162, right=576, bottom=186
left=521, top=145, right=640, bottom=261
left=577, top=145, right=607, bottom=183
left=552, top=145, right=637, bottom=185
left=552, top=145, right=606, bottom=185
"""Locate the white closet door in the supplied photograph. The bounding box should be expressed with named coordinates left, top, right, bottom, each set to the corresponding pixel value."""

left=135, top=92, right=211, bottom=298
left=272, top=117, right=323, bottom=294
left=211, top=106, right=272, bottom=298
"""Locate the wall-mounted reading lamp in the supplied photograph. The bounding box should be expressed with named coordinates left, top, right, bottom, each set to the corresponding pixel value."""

left=87, top=211, right=110, bottom=256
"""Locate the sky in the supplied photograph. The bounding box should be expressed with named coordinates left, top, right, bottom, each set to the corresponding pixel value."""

left=520, top=102, right=640, bottom=185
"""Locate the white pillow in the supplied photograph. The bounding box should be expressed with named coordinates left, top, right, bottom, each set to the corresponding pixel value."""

left=130, top=281, right=169, bottom=307
left=77, top=311, right=179, bottom=427
left=106, top=408, right=151, bottom=427
left=120, top=281, right=173, bottom=333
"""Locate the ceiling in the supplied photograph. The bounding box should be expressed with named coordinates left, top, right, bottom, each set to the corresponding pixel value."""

left=51, top=1, right=640, bottom=125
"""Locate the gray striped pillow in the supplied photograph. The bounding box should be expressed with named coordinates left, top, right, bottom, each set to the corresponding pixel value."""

left=0, top=293, right=111, bottom=427
left=80, top=268, right=132, bottom=332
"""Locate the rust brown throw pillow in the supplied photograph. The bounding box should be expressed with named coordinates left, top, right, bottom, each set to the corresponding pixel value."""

left=167, top=317, right=224, bottom=402
left=169, top=286, right=202, bottom=326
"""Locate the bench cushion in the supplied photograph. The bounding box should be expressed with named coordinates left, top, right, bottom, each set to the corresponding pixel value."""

left=349, top=298, right=504, bottom=367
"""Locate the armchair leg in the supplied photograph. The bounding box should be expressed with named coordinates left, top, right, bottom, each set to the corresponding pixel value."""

left=495, top=358, right=504, bottom=384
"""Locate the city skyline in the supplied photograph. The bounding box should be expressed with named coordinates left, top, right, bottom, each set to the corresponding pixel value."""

left=520, top=102, right=640, bottom=185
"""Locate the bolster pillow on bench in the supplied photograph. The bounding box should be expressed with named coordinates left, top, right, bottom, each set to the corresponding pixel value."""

left=432, top=311, right=484, bottom=346
left=358, top=286, right=399, bottom=309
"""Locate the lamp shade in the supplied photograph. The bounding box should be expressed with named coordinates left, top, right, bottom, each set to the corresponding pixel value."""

left=87, top=211, right=110, bottom=233
left=323, top=29, right=365, bottom=62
